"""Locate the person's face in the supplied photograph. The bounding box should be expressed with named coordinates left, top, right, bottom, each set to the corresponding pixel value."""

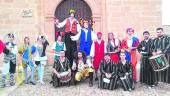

left=60, top=51, right=65, bottom=57
left=144, top=33, right=150, bottom=40
left=108, top=33, right=113, bottom=40
left=37, top=38, right=42, bottom=44
left=57, top=36, right=62, bottom=41
left=104, top=55, right=110, bottom=62
left=83, top=22, right=88, bottom=29
left=25, top=38, right=30, bottom=44
left=156, top=29, right=163, bottom=37
left=97, top=34, right=102, bottom=40
left=127, top=30, right=134, bottom=36
left=120, top=53, right=126, bottom=60
left=78, top=52, right=83, bottom=59
left=70, top=13, right=74, bottom=18
left=9, top=36, right=14, bottom=42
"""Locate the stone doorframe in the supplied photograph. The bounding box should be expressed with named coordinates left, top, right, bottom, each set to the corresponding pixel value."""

left=41, top=0, right=102, bottom=42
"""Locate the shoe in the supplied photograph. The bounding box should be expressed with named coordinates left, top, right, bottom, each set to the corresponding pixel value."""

left=67, top=82, right=70, bottom=87
left=89, top=82, right=93, bottom=87
left=151, top=85, right=155, bottom=87
left=148, top=86, right=152, bottom=89
left=37, top=80, right=40, bottom=83
left=95, top=78, right=98, bottom=81
left=10, top=82, right=15, bottom=86
left=24, top=80, right=29, bottom=84
left=40, top=81, right=45, bottom=85
left=30, top=81, right=36, bottom=85
left=2, top=84, right=6, bottom=88
left=128, top=88, right=132, bottom=91
left=49, top=81, right=53, bottom=84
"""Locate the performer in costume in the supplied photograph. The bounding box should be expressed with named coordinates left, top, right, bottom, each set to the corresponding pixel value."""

left=99, top=53, right=118, bottom=90
left=90, top=32, right=106, bottom=81
left=52, top=50, right=71, bottom=87
left=1, top=33, right=18, bottom=87
left=52, top=34, right=66, bottom=60
left=18, top=37, right=36, bottom=85
left=107, top=33, right=121, bottom=64
left=121, top=28, right=139, bottom=82
left=152, top=28, right=170, bottom=83
left=138, top=31, right=157, bottom=87
left=72, top=51, right=94, bottom=87
left=34, top=36, right=48, bottom=85
left=55, top=9, right=81, bottom=65
left=70, top=20, right=96, bottom=56
left=118, top=51, right=134, bottom=91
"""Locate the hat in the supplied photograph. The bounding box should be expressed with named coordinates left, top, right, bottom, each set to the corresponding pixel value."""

left=83, top=20, right=89, bottom=24
left=97, top=32, right=102, bottom=36
left=69, top=9, right=76, bottom=14
left=126, top=28, right=134, bottom=33
left=7, top=33, right=14, bottom=38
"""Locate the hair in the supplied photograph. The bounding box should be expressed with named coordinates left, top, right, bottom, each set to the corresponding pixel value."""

left=104, top=53, right=110, bottom=56
left=156, top=27, right=163, bottom=31
left=143, top=31, right=150, bottom=35
left=73, top=51, right=86, bottom=64
left=60, top=50, right=65, bottom=52
left=108, top=33, right=113, bottom=41
left=24, top=37, right=30, bottom=45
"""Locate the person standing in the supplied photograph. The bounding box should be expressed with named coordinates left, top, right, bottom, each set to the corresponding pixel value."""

left=18, top=37, right=36, bottom=85
left=138, top=31, right=157, bottom=87
left=2, top=33, right=18, bottom=87
left=55, top=9, right=81, bottom=66
left=152, top=28, right=170, bottom=83
left=106, top=33, right=121, bottom=64
left=70, top=20, right=96, bottom=56
left=52, top=34, right=66, bottom=60
left=121, top=28, right=139, bottom=82
left=90, top=32, right=106, bottom=81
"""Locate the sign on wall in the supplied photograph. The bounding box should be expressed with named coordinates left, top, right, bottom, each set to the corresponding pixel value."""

left=22, top=9, right=33, bottom=17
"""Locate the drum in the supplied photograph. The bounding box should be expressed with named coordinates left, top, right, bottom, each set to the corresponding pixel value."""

left=59, top=71, right=71, bottom=83
left=149, top=54, right=169, bottom=71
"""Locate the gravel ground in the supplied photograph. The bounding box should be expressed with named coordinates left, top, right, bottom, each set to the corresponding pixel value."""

left=7, top=65, right=170, bottom=96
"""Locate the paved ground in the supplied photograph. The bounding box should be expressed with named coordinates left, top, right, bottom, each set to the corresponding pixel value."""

left=1, top=65, right=170, bottom=96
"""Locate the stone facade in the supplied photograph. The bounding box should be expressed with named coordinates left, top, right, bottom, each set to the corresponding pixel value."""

left=0, top=0, right=169, bottom=64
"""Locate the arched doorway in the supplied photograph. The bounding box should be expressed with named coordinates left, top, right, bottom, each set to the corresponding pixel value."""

left=54, top=0, right=92, bottom=40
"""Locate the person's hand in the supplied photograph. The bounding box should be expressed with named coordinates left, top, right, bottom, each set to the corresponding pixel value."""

left=152, top=52, right=157, bottom=56
left=105, top=73, right=111, bottom=79
left=126, top=48, right=131, bottom=52
left=56, top=73, right=61, bottom=78
left=157, top=50, right=162, bottom=54
left=55, top=18, right=59, bottom=25
left=142, top=47, right=145, bottom=50
left=125, top=72, right=129, bottom=76
left=84, top=64, right=88, bottom=68
left=107, top=74, right=112, bottom=79
left=70, top=36, right=76, bottom=41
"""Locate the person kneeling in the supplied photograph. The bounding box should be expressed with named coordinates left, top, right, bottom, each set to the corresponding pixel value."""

left=72, top=51, right=94, bottom=87
left=52, top=50, right=71, bottom=87
left=118, top=51, right=135, bottom=91
left=99, top=53, right=118, bottom=90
